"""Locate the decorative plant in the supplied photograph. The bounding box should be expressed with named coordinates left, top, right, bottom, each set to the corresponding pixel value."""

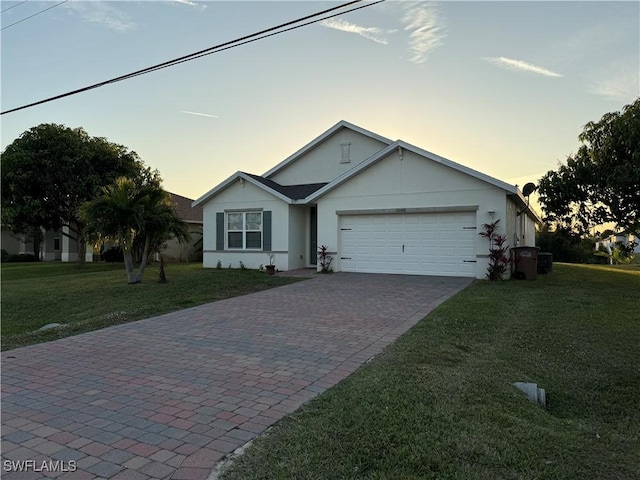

left=317, top=245, right=333, bottom=273
left=478, top=219, right=511, bottom=281
left=265, top=253, right=276, bottom=275
left=267, top=252, right=275, bottom=266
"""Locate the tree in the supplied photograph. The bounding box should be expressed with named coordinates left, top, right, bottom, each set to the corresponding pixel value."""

left=538, top=99, right=640, bottom=237
left=81, top=177, right=190, bottom=284
left=1, top=124, right=144, bottom=261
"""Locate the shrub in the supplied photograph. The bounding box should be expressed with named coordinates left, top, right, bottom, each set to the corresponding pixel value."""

left=1, top=249, right=8, bottom=263
left=479, top=220, right=510, bottom=281
left=318, top=245, right=334, bottom=273
left=101, top=246, right=124, bottom=263
left=536, top=226, right=595, bottom=263
left=215, top=259, right=222, bottom=269
left=6, top=253, right=37, bottom=263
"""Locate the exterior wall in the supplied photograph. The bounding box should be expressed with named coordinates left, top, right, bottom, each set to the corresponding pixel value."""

left=202, top=178, right=290, bottom=270
left=269, top=129, right=389, bottom=185
left=161, top=222, right=203, bottom=262
left=60, top=225, right=96, bottom=262
left=1, top=228, right=23, bottom=255
left=42, top=230, right=62, bottom=261
left=596, top=234, right=640, bottom=255
left=288, top=206, right=308, bottom=269
left=506, top=197, right=536, bottom=249
left=505, top=198, right=519, bottom=249
left=315, top=149, right=509, bottom=279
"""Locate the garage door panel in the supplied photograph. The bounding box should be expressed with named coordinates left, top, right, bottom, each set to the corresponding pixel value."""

left=340, top=212, right=477, bottom=277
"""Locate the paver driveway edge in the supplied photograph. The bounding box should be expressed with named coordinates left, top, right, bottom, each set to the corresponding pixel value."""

left=1, top=273, right=472, bottom=480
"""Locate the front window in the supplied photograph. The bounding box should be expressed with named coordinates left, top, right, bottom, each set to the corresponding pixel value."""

left=228, top=211, right=262, bottom=249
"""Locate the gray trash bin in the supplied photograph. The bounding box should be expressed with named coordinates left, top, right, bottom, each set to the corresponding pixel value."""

left=537, top=252, right=553, bottom=274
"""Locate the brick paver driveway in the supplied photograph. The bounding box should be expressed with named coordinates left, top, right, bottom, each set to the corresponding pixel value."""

left=1, top=273, right=471, bottom=479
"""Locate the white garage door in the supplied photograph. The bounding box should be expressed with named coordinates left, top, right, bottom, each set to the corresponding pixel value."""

left=339, top=211, right=477, bottom=277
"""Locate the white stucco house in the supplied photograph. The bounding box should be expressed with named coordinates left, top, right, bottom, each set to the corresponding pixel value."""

left=193, top=121, right=541, bottom=279
left=594, top=233, right=639, bottom=263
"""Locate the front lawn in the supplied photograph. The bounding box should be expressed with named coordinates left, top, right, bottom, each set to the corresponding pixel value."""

left=1, top=262, right=302, bottom=350
left=220, top=264, right=640, bottom=480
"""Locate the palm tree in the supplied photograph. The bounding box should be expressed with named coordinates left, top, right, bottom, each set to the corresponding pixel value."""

left=81, top=177, right=190, bottom=284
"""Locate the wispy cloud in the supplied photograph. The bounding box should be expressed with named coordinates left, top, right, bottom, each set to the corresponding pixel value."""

left=65, top=1, right=134, bottom=31
left=174, top=0, right=207, bottom=11
left=320, top=18, right=396, bottom=45
left=588, top=62, right=639, bottom=100
left=484, top=57, right=563, bottom=78
left=181, top=111, right=219, bottom=119
left=400, top=2, right=446, bottom=64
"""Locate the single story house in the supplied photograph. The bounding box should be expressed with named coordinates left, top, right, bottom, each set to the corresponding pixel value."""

left=1, top=192, right=202, bottom=262
left=595, top=233, right=639, bottom=262
left=193, top=120, right=541, bottom=279
left=160, top=192, right=203, bottom=262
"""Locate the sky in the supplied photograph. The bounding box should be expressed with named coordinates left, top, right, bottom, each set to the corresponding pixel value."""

left=1, top=1, right=639, bottom=207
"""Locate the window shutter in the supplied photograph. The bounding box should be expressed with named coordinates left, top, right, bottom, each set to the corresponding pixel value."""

left=263, top=211, right=272, bottom=251
left=216, top=212, right=224, bottom=250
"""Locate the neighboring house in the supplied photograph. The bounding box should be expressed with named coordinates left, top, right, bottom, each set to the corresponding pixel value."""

left=594, top=233, right=639, bottom=262
left=0, top=226, right=62, bottom=260
left=193, top=120, right=541, bottom=279
left=1, top=192, right=202, bottom=262
left=160, top=193, right=203, bottom=262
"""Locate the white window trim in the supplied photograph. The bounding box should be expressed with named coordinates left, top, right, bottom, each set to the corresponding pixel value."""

left=226, top=211, right=263, bottom=250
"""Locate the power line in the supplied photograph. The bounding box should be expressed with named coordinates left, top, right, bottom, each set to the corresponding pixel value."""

left=125, top=1, right=386, bottom=81
left=1, top=0, right=67, bottom=31
left=1, top=0, right=29, bottom=14
left=1, top=0, right=384, bottom=115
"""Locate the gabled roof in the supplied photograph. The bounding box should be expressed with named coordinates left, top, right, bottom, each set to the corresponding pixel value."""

left=192, top=121, right=542, bottom=223
left=169, top=192, right=203, bottom=223
left=303, top=140, right=542, bottom=223
left=244, top=173, right=326, bottom=200
left=305, top=140, right=517, bottom=201
left=262, top=120, right=393, bottom=179
left=192, top=171, right=326, bottom=206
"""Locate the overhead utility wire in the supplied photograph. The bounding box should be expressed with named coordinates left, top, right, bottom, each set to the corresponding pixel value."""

left=124, top=0, right=385, bottom=81
left=1, top=0, right=29, bottom=14
left=2, top=0, right=383, bottom=115
left=1, top=0, right=67, bottom=31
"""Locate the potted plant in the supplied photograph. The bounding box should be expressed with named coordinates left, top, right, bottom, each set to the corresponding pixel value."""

left=265, top=253, right=276, bottom=275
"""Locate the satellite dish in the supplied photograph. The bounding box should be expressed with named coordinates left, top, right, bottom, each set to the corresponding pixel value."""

left=522, top=182, right=536, bottom=197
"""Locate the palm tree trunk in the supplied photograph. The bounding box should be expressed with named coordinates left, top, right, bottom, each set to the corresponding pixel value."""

left=78, top=237, right=87, bottom=265
left=122, top=247, right=137, bottom=284
left=133, top=236, right=151, bottom=283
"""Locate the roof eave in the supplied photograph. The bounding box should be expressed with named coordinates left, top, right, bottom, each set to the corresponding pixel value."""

left=509, top=190, right=544, bottom=225
left=304, top=142, right=398, bottom=203
left=192, top=172, right=292, bottom=207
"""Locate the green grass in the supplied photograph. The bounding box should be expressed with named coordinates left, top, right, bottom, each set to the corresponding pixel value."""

left=1, top=262, right=302, bottom=350
left=220, top=264, right=640, bottom=480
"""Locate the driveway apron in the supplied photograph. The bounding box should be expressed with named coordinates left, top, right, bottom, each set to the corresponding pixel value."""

left=1, top=273, right=472, bottom=480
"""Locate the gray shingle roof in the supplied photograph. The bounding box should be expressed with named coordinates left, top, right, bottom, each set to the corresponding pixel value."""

left=243, top=173, right=327, bottom=200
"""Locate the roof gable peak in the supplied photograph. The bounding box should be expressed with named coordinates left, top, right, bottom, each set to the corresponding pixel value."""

left=262, top=120, right=392, bottom=179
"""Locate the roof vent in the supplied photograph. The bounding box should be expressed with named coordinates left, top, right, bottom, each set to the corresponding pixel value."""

left=340, top=143, right=351, bottom=164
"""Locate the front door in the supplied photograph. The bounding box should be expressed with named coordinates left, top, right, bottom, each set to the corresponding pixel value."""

left=310, top=206, right=317, bottom=265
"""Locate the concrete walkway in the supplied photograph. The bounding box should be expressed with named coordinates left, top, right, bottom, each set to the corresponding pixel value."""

left=1, top=273, right=472, bottom=480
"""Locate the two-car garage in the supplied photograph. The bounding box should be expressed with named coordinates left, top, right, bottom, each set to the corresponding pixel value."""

left=338, top=210, right=478, bottom=277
